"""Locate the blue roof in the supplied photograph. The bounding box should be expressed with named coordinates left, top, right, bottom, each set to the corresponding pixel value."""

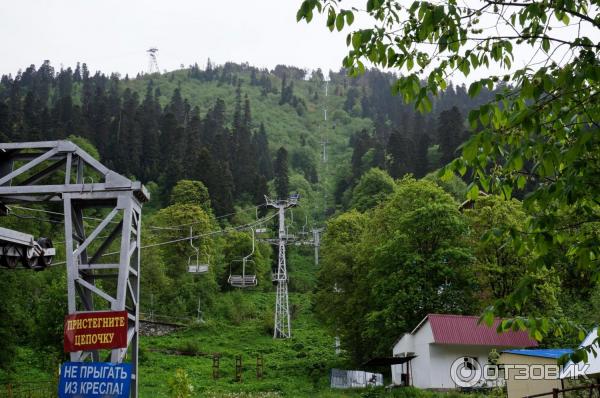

left=502, top=349, right=573, bottom=359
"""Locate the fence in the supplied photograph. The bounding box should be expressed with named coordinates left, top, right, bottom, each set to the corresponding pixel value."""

left=525, top=384, right=600, bottom=398
left=330, top=368, right=383, bottom=389
left=0, top=381, right=56, bottom=398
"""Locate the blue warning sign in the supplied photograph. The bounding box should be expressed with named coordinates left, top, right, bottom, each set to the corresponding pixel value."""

left=58, top=362, right=131, bottom=398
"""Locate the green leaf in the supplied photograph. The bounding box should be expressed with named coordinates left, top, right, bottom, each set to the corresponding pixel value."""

left=345, top=11, right=355, bottom=25
left=352, top=32, right=362, bottom=50
left=542, top=37, right=550, bottom=52
left=511, top=154, right=523, bottom=170
left=438, top=165, right=454, bottom=181
left=336, top=13, right=345, bottom=31
left=462, top=138, right=478, bottom=161
left=468, top=82, right=482, bottom=98
left=467, top=183, right=479, bottom=200
left=422, top=95, right=432, bottom=112
left=357, top=60, right=365, bottom=74
left=468, top=110, right=479, bottom=129
left=326, top=8, right=336, bottom=31
left=482, top=310, right=494, bottom=326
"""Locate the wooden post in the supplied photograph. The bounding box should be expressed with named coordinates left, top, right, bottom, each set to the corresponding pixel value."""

left=256, top=355, right=264, bottom=379
left=235, top=355, right=243, bottom=382
left=552, top=388, right=559, bottom=398
left=212, top=354, right=220, bottom=380
left=7, top=383, right=13, bottom=398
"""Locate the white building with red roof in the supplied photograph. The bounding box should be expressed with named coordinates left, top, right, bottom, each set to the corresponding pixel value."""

left=392, top=314, right=538, bottom=389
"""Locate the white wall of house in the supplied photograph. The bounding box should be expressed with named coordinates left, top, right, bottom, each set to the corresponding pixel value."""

left=392, top=322, right=434, bottom=387
left=428, top=344, right=493, bottom=389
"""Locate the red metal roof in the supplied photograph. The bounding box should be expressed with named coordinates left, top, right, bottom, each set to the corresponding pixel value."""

left=419, top=314, right=538, bottom=347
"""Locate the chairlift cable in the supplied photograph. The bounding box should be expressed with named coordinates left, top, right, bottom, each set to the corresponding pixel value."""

left=8, top=203, right=267, bottom=231
left=44, top=212, right=278, bottom=268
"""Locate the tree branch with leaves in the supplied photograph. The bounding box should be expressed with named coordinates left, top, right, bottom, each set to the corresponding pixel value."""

left=297, top=0, right=600, bottom=359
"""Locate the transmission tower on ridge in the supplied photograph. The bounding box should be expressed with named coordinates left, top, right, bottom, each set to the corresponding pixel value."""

left=266, top=194, right=299, bottom=339
left=147, top=48, right=160, bottom=74
left=321, top=80, right=329, bottom=163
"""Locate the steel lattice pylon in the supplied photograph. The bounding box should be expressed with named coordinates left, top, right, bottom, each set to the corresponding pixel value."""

left=0, top=141, right=148, bottom=398
left=266, top=195, right=297, bottom=339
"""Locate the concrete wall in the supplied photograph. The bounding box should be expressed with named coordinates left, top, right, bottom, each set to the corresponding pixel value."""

left=500, top=353, right=562, bottom=398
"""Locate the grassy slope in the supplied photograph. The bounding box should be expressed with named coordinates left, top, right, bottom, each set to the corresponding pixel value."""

left=139, top=293, right=357, bottom=397
left=138, top=244, right=353, bottom=397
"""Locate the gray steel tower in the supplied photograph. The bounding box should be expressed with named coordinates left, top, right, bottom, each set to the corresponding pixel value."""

left=266, top=195, right=298, bottom=338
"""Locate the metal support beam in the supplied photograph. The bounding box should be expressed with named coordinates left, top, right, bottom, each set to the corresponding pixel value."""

left=0, top=141, right=148, bottom=398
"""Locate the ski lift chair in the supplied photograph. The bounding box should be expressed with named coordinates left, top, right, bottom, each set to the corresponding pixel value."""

left=298, top=215, right=309, bottom=239
left=228, top=258, right=257, bottom=288
left=187, top=227, right=209, bottom=274
left=228, top=228, right=257, bottom=288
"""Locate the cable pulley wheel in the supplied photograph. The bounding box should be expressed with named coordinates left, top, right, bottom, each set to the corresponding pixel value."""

left=0, top=247, right=18, bottom=269
left=36, top=237, right=53, bottom=269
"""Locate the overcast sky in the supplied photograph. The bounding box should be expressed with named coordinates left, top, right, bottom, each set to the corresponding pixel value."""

left=1, top=1, right=596, bottom=83
left=0, top=0, right=355, bottom=77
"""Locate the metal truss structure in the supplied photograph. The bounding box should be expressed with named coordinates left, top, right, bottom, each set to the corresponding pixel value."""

left=147, top=47, right=160, bottom=74
left=265, top=195, right=298, bottom=339
left=0, top=141, right=148, bottom=398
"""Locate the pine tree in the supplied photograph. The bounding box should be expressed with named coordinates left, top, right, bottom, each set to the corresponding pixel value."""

left=253, top=174, right=269, bottom=214
left=184, top=107, right=203, bottom=173
left=279, top=74, right=288, bottom=105
left=411, top=112, right=430, bottom=178
left=254, top=123, right=273, bottom=180
left=350, top=129, right=373, bottom=180
left=233, top=94, right=257, bottom=196
left=437, top=106, right=464, bottom=167
left=274, top=146, right=289, bottom=200
left=168, top=88, right=185, bottom=125
left=386, top=129, right=414, bottom=178
left=414, top=133, right=430, bottom=178
left=55, top=68, right=74, bottom=137
left=207, top=124, right=236, bottom=216
left=140, top=82, right=161, bottom=180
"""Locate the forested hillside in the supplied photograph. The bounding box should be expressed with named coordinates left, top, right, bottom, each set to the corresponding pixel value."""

left=0, top=60, right=495, bottom=216
left=2, top=60, right=597, bottom=397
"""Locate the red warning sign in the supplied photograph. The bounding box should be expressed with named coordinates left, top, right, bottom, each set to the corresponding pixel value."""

left=64, top=311, right=128, bottom=352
